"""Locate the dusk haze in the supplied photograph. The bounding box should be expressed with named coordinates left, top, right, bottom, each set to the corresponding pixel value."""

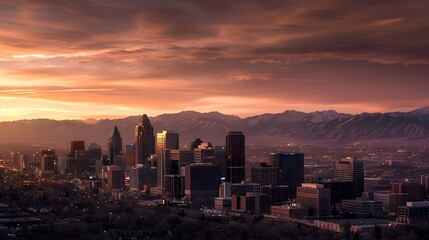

left=0, top=1, right=428, bottom=121
left=0, top=1, right=428, bottom=240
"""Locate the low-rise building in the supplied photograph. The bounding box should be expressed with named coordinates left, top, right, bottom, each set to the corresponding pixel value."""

left=231, top=192, right=269, bottom=215
left=341, top=197, right=383, bottom=217
left=270, top=203, right=309, bottom=219
left=397, top=201, right=429, bottom=224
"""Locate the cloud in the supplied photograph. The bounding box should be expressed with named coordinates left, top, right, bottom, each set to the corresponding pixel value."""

left=0, top=0, right=428, bottom=120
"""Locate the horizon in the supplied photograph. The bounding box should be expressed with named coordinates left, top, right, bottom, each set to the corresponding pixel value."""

left=1, top=2, right=429, bottom=238
left=1, top=1, right=429, bottom=121
left=1, top=105, right=428, bottom=122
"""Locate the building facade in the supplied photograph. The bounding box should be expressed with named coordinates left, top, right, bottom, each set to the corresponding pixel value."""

left=134, top=114, right=155, bottom=165
left=226, top=131, right=245, bottom=183
left=335, top=158, right=364, bottom=198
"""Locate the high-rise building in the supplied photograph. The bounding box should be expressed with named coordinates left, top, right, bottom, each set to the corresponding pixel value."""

left=391, top=182, right=425, bottom=202
left=129, top=164, right=157, bottom=190
left=226, top=131, right=245, bottom=183
left=134, top=114, right=155, bottom=165
left=85, top=143, right=101, bottom=173
left=372, top=191, right=408, bottom=214
left=70, top=141, right=85, bottom=158
left=364, top=177, right=391, bottom=193
left=214, top=146, right=227, bottom=179
left=156, top=131, right=179, bottom=189
left=170, top=150, right=194, bottom=167
left=335, top=158, right=364, bottom=198
left=125, top=144, right=135, bottom=172
left=71, top=150, right=91, bottom=173
left=57, top=155, right=68, bottom=174
left=296, top=183, right=331, bottom=216
left=272, top=152, right=304, bottom=197
left=319, top=179, right=353, bottom=210
left=106, top=166, right=125, bottom=189
left=17, top=154, right=28, bottom=171
left=230, top=181, right=261, bottom=195
left=114, top=153, right=126, bottom=171
left=165, top=175, right=185, bottom=199
left=39, top=149, right=56, bottom=172
left=261, top=185, right=289, bottom=205
left=194, top=143, right=215, bottom=164
left=87, top=142, right=102, bottom=161
left=421, top=175, right=429, bottom=198
left=108, top=126, right=123, bottom=165
left=251, top=166, right=279, bottom=186
left=185, top=163, right=219, bottom=202
left=190, top=138, right=204, bottom=150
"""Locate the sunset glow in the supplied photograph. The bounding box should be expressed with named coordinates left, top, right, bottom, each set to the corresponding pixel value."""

left=1, top=1, right=428, bottom=121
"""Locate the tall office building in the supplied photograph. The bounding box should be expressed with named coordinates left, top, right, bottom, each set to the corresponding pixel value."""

left=165, top=175, right=185, bottom=199
left=170, top=149, right=194, bottom=167
left=335, top=158, right=364, bottom=198
left=39, top=149, right=56, bottom=172
left=114, top=153, right=126, bottom=171
left=391, top=182, right=425, bottom=201
left=364, top=177, right=391, bottom=193
left=372, top=191, right=408, bottom=214
left=156, top=131, right=179, bottom=189
left=190, top=138, right=204, bottom=150
left=215, top=146, right=227, bottom=179
left=70, top=141, right=85, bottom=158
left=251, top=166, right=280, bottom=186
left=125, top=144, right=136, bottom=172
left=272, top=152, right=304, bottom=197
left=106, top=166, right=125, bottom=189
left=71, top=150, right=91, bottom=173
left=421, top=175, right=429, bottom=198
left=194, top=143, right=215, bottom=164
left=108, top=126, right=123, bottom=165
left=319, top=179, right=353, bottom=209
left=134, top=114, right=155, bottom=165
left=87, top=143, right=102, bottom=160
left=185, top=163, right=219, bottom=202
left=130, top=164, right=157, bottom=190
left=296, top=183, right=331, bottom=216
left=226, top=131, right=245, bottom=183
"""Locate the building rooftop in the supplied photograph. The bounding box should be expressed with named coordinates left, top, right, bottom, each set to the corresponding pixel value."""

left=315, top=218, right=390, bottom=226
left=300, top=183, right=324, bottom=189
left=406, top=201, right=429, bottom=207
left=137, top=114, right=152, bottom=126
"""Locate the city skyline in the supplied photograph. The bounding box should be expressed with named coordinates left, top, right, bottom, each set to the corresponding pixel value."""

left=1, top=2, right=429, bottom=239
left=1, top=1, right=429, bottom=121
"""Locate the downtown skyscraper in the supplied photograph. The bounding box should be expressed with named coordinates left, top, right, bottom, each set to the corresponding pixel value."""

left=134, top=114, right=155, bottom=165
left=335, top=158, right=364, bottom=198
left=108, top=126, right=123, bottom=165
left=156, top=130, right=179, bottom=189
left=271, top=152, right=304, bottom=198
left=226, top=131, right=245, bottom=183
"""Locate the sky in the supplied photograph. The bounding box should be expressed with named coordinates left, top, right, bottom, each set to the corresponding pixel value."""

left=0, top=0, right=428, bottom=121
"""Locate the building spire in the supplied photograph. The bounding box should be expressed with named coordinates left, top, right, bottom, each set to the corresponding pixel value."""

left=138, top=114, right=152, bottom=126
left=112, top=125, right=121, bottom=138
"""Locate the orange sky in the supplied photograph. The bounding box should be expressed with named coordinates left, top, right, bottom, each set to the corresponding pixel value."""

left=1, top=1, right=428, bottom=121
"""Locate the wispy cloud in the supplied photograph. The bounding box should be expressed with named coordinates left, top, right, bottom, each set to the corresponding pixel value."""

left=0, top=0, right=428, bottom=120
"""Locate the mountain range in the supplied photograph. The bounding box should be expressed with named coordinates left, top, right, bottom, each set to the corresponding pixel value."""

left=0, top=107, right=428, bottom=147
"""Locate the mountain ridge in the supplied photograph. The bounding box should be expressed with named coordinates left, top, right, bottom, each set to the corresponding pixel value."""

left=0, top=107, right=428, bottom=147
